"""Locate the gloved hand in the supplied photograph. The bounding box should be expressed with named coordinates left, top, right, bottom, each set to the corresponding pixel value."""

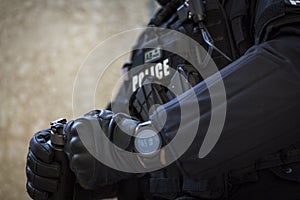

left=26, top=128, right=61, bottom=199
left=64, top=109, right=139, bottom=190
left=26, top=120, right=125, bottom=200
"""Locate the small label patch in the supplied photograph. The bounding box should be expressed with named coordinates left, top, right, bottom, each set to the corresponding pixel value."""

left=144, top=48, right=162, bottom=63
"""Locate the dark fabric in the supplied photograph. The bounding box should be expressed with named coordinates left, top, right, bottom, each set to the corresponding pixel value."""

left=150, top=177, right=181, bottom=194
left=228, top=0, right=254, bottom=55
left=150, top=0, right=182, bottom=26
left=230, top=161, right=300, bottom=200
left=156, top=0, right=171, bottom=6
left=117, top=177, right=144, bottom=200
left=255, top=0, right=300, bottom=43
left=112, top=0, right=300, bottom=199
left=254, top=0, right=286, bottom=42
left=151, top=34, right=300, bottom=198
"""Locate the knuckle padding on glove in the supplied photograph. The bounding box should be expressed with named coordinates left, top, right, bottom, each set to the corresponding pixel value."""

left=69, top=136, right=86, bottom=154
left=70, top=153, right=93, bottom=173
left=30, top=132, right=54, bottom=163
left=26, top=181, right=49, bottom=200
left=27, top=151, right=61, bottom=178
left=63, top=110, right=132, bottom=190
left=26, top=166, right=58, bottom=193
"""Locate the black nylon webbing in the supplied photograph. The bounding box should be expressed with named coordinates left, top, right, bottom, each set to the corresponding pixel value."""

left=182, top=178, right=208, bottom=192
left=149, top=178, right=181, bottom=194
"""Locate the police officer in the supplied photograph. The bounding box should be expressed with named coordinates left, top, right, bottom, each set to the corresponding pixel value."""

left=26, top=0, right=300, bottom=199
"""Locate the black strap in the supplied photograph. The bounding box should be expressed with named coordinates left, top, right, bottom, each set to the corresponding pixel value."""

left=229, top=0, right=253, bottom=55
left=149, top=177, right=210, bottom=196
left=150, top=0, right=182, bottom=26
left=256, top=149, right=300, bottom=170
left=229, top=147, right=300, bottom=186
left=149, top=177, right=181, bottom=194
left=182, top=178, right=208, bottom=192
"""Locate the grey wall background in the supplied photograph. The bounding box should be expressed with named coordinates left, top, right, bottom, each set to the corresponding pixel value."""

left=0, top=0, right=158, bottom=199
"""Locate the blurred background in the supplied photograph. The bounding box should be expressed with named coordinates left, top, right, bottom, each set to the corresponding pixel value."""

left=0, top=0, right=158, bottom=199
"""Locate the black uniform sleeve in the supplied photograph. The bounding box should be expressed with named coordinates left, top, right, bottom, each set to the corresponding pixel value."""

left=150, top=33, right=300, bottom=179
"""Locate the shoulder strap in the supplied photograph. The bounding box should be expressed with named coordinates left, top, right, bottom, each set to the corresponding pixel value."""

left=228, top=0, right=254, bottom=55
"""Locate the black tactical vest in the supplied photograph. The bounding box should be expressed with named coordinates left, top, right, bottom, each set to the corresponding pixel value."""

left=111, top=0, right=300, bottom=199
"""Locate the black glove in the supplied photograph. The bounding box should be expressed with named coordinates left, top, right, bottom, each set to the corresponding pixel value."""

left=26, top=123, right=121, bottom=200
left=26, top=128, right=61, bottom=199
left=64, top=109, right=138, bottom=190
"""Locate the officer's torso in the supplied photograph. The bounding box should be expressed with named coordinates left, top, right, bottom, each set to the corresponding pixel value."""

left=112, top=1, right=300, bottom=199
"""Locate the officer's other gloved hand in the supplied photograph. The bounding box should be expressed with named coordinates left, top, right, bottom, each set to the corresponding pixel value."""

left=26, top=128, right=60, bottom=199
left=64, top=110, right=138, bottom=190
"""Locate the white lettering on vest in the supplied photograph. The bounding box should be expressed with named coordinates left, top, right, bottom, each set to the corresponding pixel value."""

left=132, top=58, right=170, bottom=91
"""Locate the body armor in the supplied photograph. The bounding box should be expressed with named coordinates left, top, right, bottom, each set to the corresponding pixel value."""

left=111, top=0, right=300, bottom=199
